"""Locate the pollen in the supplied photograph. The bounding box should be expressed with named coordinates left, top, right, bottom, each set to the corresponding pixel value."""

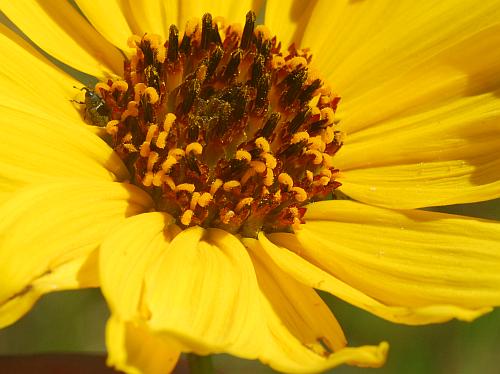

left=88, top=11, right=342, bottom=236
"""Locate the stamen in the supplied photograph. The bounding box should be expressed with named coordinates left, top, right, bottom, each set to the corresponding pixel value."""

left=88, top=12, right=343, bottom=236
left=223, top=180, right=241, bottom=191
left=176, top=183, right=196, bottom=193
left=181, top=209, right=194, bottom=226
left=167, top=25, right=179, bottom=62
left=241, top=11, right=256, bottom=49
left=186, top=142, right=203, bottom=155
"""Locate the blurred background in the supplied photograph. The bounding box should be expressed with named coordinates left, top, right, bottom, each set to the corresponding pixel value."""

left=1, top=201, right=499, bottom=373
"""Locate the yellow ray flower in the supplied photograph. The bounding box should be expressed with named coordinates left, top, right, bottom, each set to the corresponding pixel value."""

left=1, top=1, right=499, bottom=373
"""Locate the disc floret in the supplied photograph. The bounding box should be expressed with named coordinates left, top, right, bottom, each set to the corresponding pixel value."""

left=92, top=11, right=343, bottom=237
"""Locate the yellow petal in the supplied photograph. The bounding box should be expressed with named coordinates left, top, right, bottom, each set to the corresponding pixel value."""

left=1, top=0, right=122, bottom=77
left=174, top=0, right=263, bottom=34
left=265, top=0, right=316, bottom=48
left=106, top=316, right=180, bottom=374
left=302, top=1, right=500, bottom=126
left=100, top=212, right=180, bottom=320
left=145, top=226, right=266, bottom=358
left=103, top=216, right=385, bottom=371
left=74, top=0, right=137, bottom=52
left=245, top=239, right=387, bottom=372
left=243, top=238, right=346, bottom=352
left=0, top=106, right=129, bottom=202
left=283, top=200, right=500, bottom=324
left=0, top=249, right=98, bottom=328
left=335, top=92, right=500, bottom=208
left=337, top=23, right=500, bottom=135
left=0, top=180, right=152, bottom=327
left=125, top=0, right=179, bottom=40
left=0, top=24, right=85, bottom=124
left=260, top=232, right=487, bottom=326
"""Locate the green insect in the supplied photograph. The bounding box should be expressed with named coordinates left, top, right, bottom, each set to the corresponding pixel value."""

left=72, top=86, right=110, bottom=127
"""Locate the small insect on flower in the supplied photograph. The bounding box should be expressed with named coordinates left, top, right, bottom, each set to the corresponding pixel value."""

left=72, top=86, right=110, bottom=127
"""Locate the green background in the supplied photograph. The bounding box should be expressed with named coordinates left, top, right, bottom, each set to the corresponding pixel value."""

left=1, top=200, right=499, bottom=373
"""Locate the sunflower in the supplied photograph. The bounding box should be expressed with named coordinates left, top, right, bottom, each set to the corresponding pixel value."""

left=1, top=0, right=499, bottom=373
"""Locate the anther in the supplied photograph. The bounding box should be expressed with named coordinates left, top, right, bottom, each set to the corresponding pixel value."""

left=260, top=113, right=280, bottom=139
left=144, top=65, right=161, bottom=92
left=106, top=120, right=119, bottom=135
left=179, top=31, right=191, bottom=54
left=190, top=192, right=201, bottom=211
left=309, top=119, right=329, bottom=135
left=240, top=11, right=256, bottom=49
left=198, top=192, right=213, bottom=207
left=142, top=172, right=154, bottom=186
left=306, top=170, right=314, bottom=182
left=224, top=49, right=242, bottom=80
left=153, top=170, right=165, bottom=186
left=211, top=23, right=222, bottom=45
left=235, top=197, right=254, bottom=212
left=280, top=140, right=306, bottom=158
left=206, top=46, right=223, bottom=81
left=168, top=148, right=185, bottom=160
left=323, top=126, right=335, bottom=144
left=255, top=74, right=271, bottom=110
left=289, top=107, right=311, bottom=134
left=223, top=180, right=241, bottom=191
left=250, top=160, right=266, bottom=173
left=236, top=150, right=252, bottom=162
left=163, top=113, right=176, bottom=134
left=181, top=210, right=194, bottom=226
left=134, top=83, right=147, bottom=101
left=291, top=186, right=307, bottom=202
left=167, top=25, right=179, bottom=62
left=287, top=57, right=308, bottom=70
left=140, top=141, right=151, bottom=157
left=272, top=55, right=285, bottom=69
left=176, top=183, right=196, bottom=193
left=95, top=82, right=110, bottom=92
left=291, top=131, right=309, bottom=144
left=111, top=80, right=128, bottom=92
left=161, top=155, right=178, bottom=172
left=164, top=176, right=176, bottom=190
left=262, top=153, right=277, bottom=169
left=185, top=142, right=203, bottom=155
left=299, top=79, right=322, bottom=103
left=181, top=79, right=201, bottom=114
left=201, top=13, right=213, bottom=50
left=322, top=153, right=334, bottom=168
left=222, top=210, right=235, bottom=224
left=123, top=143, right=138, bottom=153
left=305, top=149, right=323, bottom=164
left=145, top=124, right=159, bottom=142
left=321, top=107, right=335, bottom=125
left=278, top=173, right=293, bottom=190
left=127, top=35, right=141, bottom=48
left=264, top=168, right=274, bottom=186
left=210, top=179, right=223, bottom=195
left=251, top=55, right=265, bottom=85
left=282, top=68, right=308, bottom=106
left=147, top=151, right=159, bottom=170
left=156, top=131, right=168, bottom=149
left=255, top=137, right=271, bottom=153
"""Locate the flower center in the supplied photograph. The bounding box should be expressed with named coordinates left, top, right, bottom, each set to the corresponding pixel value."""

left=86, top=11, right=342, bottom=237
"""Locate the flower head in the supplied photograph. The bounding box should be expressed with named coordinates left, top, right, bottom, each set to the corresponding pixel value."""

left=1, top=1, right=499, bottom=373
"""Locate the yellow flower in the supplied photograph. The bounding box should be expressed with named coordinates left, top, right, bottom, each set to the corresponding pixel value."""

left=1, top=1, right=500, bottom=373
